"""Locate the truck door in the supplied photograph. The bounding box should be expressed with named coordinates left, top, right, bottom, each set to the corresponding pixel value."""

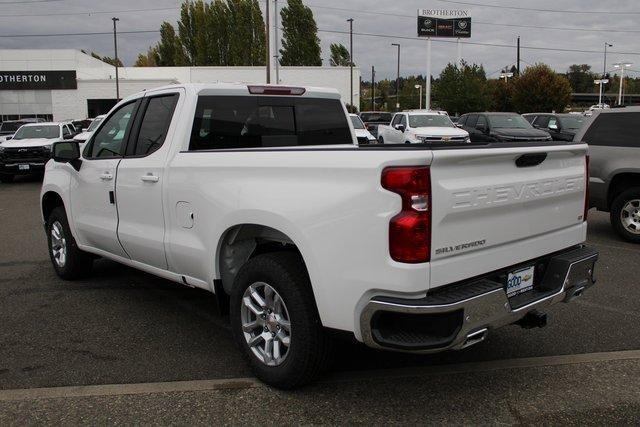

left=70, top=100, right=139, bottom=258
left=115, top=90, right=181, bottom=270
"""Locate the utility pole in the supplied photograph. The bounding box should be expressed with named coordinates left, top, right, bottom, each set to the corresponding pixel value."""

left=391, top=43, right=400, bottom=111
left=274, top=0, right=279, bottom=84
left=112, top=17, right=120, bottom=100
left=347, top=18, right=354, bottom=108
left=371, top=66, right=375, bottom=112
left=265, top=0, right=271, bottom=84
left=516, top=36, right=520, bottom=76
left=415, top=84, right=422, bottom=109
left=600, top=42, right=613, bottom=106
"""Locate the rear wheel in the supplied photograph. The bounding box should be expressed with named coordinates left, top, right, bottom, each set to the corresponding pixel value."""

left=0, top=174, right=14, bottom=183
left=46, top=207, right=94, bottom=279
left=610, top=187, right=640, bottom=243
left=230, top=252, right=334, bottom=389
left=378, top=136, right=384, bottom=144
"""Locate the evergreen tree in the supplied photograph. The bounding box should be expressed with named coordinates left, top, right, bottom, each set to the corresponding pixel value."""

left=512, top=64, right=572, bottom=113
left=155, top=22, right=184, bottom=66
left=279, top=0, right=322, bottom=66
left=433, top=61, right=491, bottom=115
left=329, top=43, right=350, bottom=66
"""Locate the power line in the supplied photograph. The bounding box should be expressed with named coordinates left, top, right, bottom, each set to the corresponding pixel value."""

left=432, top=0, right=640, bottom=15
left=0, top=6, right=179, bottom=17
left=315, top=28, right=640, bottom=57
left=0, top=0, right=62, bottom=3
left=0, top=30, right=159, bottom=37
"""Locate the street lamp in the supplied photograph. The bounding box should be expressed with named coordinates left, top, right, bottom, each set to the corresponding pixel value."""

left=614, top=62, right=633, bottom=106
left=391, top=43, right=400, bottom=111
left=112, top=17, right=120, bottom=100
left=415, top=84, right=423, bottom=109
left=347, top=18, right=354, bottom=108
left=499, top=72, right=514, bottom=82
left=599, top=42, right=613, bottom=106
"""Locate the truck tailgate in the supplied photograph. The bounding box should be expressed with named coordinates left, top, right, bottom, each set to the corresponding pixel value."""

left=429, top=143, right=588, bottom=289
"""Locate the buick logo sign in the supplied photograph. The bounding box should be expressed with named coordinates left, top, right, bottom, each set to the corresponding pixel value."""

left=458, top=20, right=468, bottom=29
left=423, top=18, right=433, bottom=28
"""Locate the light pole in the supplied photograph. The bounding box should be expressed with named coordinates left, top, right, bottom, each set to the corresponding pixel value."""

left=614, top=62, right=633, bottom=106
left=391, top=43, right=400, bottom=111
left=599, top=42, right=613, bottom=106
left=347, top=18, right=354, bottom=108
left=415, top=84, right=422, bottom=109
left=112, top=17, right=120, bottom=100
left=499, top=71, right=514, bottom=82
left=274, top=0, right=279, bottom=84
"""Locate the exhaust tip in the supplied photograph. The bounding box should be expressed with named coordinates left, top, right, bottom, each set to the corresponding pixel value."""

left=462, top=328, right=488, bottom=349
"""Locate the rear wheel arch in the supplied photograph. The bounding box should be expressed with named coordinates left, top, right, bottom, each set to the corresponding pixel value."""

left=607, top=172, right=640, bottom=210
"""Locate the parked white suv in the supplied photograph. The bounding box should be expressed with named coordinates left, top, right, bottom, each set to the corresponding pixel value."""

left=41, top=83, right=597, bottom=388
left=378, top=110, right=470, bottom=144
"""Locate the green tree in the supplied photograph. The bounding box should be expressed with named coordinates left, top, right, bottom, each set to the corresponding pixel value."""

left=512, top=63, right=572, bottom=113
left=134, top=48, right=159, bottom=67
left=433, top=61, right=491, bottom=115
left=566, top=64, right=596, bottom=93
left=279, top=0, right=322, bottom=66
left=329, top=43, right=350, bottom=66
left=487, top=78, right=515, bottom=111
left=154, top=22, right=185, bottom=66
left=90, top=52, right=123, bottom=67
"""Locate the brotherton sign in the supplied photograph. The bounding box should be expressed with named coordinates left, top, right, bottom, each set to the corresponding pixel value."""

left=418, top=9, right=471, bottom=38
left=0, top=71, right=77, bottom=90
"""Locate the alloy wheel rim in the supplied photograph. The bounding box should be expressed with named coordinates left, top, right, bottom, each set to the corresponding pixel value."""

left=621, top=199, right=640, bottom=235
left=240, top=282, right=291, bottom=367
left=50, top=221, right=67, bottom=268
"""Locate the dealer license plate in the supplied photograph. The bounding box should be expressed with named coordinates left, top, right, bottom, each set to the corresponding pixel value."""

left=18, top=164, right=30, bottom=171
left=506, top=266, right=535, bottom=298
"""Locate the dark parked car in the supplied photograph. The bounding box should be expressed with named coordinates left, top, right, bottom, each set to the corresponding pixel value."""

left=523, top=113, right=586, bottom=141
left=575, top=106, right=640, bottom=242
left=458, top=112, right=552, bottom=143
left=359, top=111, right=393, bottom=138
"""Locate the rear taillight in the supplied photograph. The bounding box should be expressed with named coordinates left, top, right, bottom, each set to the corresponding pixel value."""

left=584, top=155, right=590, bottom=222
left=382, top=166, right=431, bottom=263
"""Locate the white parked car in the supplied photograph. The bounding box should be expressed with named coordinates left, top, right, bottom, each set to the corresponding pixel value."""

left=378, top=110, right=470, bottom=144
left=0, top=122, right=76, bottom=182
left=73, top=114, right=106, bottom=147
left=349, top=114, right=378, bottom=144
left=41, top=83, right=597, bottom=388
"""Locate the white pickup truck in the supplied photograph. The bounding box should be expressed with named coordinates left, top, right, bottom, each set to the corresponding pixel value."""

left=378, top=110, right=470, bottom=144
left=41, top=83, right=598, bottom=389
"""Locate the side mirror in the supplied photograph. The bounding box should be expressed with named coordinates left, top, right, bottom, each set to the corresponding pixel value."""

left=5, top=136, right=12, bottom=140
left=53, top=141, right=81, bottom=164
left=394, top=124, right=406, bottom=132
left=532, top=124, right=541, bottom=129
left=455, top=123, right=464, bottom=128
left=63, top=133, right=74, bottom=140
left=477, top=124, right=488, bottom=133
left=548, top=124, right=559, bottom=131
left=81, top=128, right=88, bottom=132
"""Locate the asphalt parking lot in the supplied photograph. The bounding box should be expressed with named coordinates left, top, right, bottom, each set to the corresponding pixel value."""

left=1, top=176, right=640, bottom=424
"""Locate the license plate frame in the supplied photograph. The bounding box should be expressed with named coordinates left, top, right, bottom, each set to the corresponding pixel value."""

left=506, top=265, right=535, bottom=298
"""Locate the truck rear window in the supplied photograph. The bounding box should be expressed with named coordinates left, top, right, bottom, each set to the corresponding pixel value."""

left=582, top=112, right=640, bottom=147
left=189, top=96, right=352, bottom=150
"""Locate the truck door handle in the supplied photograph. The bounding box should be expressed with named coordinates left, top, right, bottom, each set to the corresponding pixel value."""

left=141, top=174, right=159, bottom=183
left=99, top=172, right=113, bottom=181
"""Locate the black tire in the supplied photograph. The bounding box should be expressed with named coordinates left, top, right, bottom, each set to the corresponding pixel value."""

left=378, top=136, right=384, bottom=144
left=610, top=187, right=640, bottom=243
left=230, top=252, right=334, bottom=389
left=46, top=206, right=94, bottom=279
left=0, top=174, right=14, bottom=183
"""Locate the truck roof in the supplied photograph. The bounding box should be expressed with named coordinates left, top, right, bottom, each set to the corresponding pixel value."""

left=132, top=83, right=342, bottom=100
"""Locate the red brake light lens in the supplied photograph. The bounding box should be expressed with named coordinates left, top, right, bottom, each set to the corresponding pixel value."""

left=247, top=85, right=306, bottom=96
left=382, top=166, right=431, bottom=263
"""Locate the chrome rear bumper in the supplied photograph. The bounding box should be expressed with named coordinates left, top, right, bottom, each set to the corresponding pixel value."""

left=359, top=246, right=598, bottom=352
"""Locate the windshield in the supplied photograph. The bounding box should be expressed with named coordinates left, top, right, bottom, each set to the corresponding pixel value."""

left=12, top=125, right=60, bottom=140
left=488, top=115, right=532, bottom=129
left=409, top=114, right=454, bottom=128
left=87, top=117, right=103, bottom=132
left=350, top=115, right=365, bottom=129
left=559, top=116, right=585, bottom=130
left=0, top=122, right=22, bottom=133
left=360, top=112, right=392, bottom=123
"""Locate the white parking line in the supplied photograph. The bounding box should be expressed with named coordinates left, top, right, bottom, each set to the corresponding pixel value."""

left=1, top=350, right=639, bottom=402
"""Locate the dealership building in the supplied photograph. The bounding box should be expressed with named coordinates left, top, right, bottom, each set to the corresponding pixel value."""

left=0, top=49, right=360, bottom=122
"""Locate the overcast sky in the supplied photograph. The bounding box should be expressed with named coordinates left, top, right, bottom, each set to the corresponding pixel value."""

left=1, top=0, right=639, bottom=80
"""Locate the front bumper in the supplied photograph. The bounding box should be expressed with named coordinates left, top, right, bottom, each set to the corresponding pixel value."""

left=0, top=161, right=47, bottom=174
left=359, top=246, right=598, bottom=352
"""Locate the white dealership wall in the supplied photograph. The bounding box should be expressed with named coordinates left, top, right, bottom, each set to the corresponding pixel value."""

left=0, top=49, right=360, bottom=120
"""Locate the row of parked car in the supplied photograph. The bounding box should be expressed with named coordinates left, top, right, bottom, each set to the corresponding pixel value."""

left=0, top=115, right=104, bottom=182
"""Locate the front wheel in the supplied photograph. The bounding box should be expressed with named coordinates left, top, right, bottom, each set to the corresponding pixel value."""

left=378, top=136, right=384, bottom=144
left=230, top=252, right=334, bottom=389
left=610, top=187, right=640, bottom=243
left=46, top=207, right=94, bottom=279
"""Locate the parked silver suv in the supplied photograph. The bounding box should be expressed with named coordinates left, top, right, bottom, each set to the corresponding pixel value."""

left=576, top=107, right=640, bottom=242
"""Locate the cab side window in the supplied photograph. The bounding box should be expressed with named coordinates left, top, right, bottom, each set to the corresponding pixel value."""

left=132, top=94, right=179, bottom=156
left=87, top=102, right=137, bottom=159
left=62, top=125, right=71, bottom=137
left=391, top=114, right=401, bottom=127
left=476, top=115, right=487, bottom=130
left=399, top=115, right=407, bottom=128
